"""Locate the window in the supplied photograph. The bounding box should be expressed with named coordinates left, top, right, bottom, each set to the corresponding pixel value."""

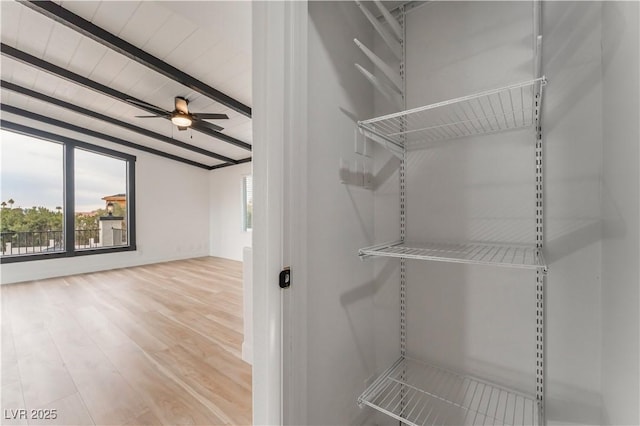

left=75, top=149, right=129, bottom=250
left=0, top=132, right=65, bottom=256
left=0, top=128, right=136, bottom=263
left=242, top=175, right=253, bottom=232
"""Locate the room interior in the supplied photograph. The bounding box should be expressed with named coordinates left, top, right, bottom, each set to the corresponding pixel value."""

left=1, top=1, right=639, bottom=426
left=1, top=1, right=254, bottom=424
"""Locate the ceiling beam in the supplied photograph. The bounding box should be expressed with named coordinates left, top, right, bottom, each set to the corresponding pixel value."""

left=0, top=104, right=213, bottom=170
left=0, top=43, right=252, bottom=151
left=0, top=80, right=239, bottom=165
left=209, top=157, right=252, bottom=170
left=19, top=0, right=252, bottom=118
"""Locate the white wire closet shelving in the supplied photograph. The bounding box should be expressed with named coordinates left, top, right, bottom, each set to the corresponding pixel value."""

left=358, top=357, right=541, bottom=426
left=359, top=240, right=546, bottom=270
left=358, top=77, right=546, bottom=149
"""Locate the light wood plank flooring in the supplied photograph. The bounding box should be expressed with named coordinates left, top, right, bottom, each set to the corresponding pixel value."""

left=1, top=257, right=251, bottom=425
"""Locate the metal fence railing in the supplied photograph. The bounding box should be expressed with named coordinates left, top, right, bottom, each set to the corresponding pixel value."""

left=75, top=229, right=100, bottom=250
left=1, top=230, right=64, bottom=256
left=0, top=229, right=110, bottom=256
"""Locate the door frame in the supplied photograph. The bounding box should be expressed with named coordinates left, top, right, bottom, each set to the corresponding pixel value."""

left=252, top=1, right=308, bottom=425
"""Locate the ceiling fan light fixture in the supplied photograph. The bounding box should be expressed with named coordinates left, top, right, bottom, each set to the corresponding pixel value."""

left=171, top=113, right=192, bottom=127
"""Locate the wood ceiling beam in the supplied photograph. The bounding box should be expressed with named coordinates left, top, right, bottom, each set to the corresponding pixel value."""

left=210, top=157, right=252, bottom=170
left=19, top=0, right=252, bottom=119
left=0, top=80, right=239, bottom=165
left=0, top=43, right=252, bottom=152
left=0, top=104, right=213, bottom=170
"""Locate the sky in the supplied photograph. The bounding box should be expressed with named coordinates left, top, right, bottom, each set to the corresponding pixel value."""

left=1, top=130, right=126, bottom=212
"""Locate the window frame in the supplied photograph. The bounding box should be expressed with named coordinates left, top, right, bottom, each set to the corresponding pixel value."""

left=0, top=125, right=136, bottom=264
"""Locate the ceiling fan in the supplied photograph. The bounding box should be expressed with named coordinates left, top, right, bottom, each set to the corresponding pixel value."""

left=130, top=97, right=229, bottom=131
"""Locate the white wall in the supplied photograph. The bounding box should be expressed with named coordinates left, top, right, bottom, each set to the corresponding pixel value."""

left=369, top=2, right=606, bottom=424
left=600, top=2, right=640, bottom=425
left=299, top=2, right=640, bottom=425
left=543, top=3, right=605, bottom=423
left=208, top=162, right=252, bottom=261
left=304, top=3, right=377, bottom=424
left=401, top=3, right=539, bottom=396
left=1, top=149, right=211, bottom=284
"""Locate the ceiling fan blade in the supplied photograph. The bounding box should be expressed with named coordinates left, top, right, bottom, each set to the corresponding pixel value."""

left=135, top=115, right=169, bottom=118
left=175, top=97, right=189, bottom=114
left=191, top=118, right=224, bottom=132
left=193, top=113, right=229, bottom=120
left=126, top=98, right=169, bottom=116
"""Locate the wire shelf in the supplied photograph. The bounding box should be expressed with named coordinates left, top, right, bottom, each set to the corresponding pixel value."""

left=358, top=78, right=546, bottom=147
left=359, top=241, right=546, bottom=270
left=358, top=357, right=541, bottom=426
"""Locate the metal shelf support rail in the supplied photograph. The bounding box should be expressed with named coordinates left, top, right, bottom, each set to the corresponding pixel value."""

left=533, top=2, right=545, bottom=422
left=398, top=5, right=408, bottom=420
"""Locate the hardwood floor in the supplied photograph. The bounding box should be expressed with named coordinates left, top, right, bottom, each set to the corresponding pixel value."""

left=0, top=257, right=251, bottom=425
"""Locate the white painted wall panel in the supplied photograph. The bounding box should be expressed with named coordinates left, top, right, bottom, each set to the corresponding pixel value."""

left=301, top=1, right=639, bottom=423
left=401, top=0, right=536, bottom=391
left=305, top=3, right=376, bottom=424
left=371, top=141, right=401, bottom=405
left=208, top=162, right=252, bottom=261
left=543, top=3, right=604, bottom=423
left=601, top=2, right=640, bottom=424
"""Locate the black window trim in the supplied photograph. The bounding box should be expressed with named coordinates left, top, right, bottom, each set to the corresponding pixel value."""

left=0, top=124, right=136, bottom=264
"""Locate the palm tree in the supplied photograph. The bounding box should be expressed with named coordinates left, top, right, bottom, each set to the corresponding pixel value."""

left=1, top=202, right=6, bottom=209
left=7, top=199, right=14, bottom=209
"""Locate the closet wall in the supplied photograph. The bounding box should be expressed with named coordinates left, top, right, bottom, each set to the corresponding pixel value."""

left=298, top=1, right=638, bottom=424
left=404, top=1, right=537, bottom=393
left=542, top=2, right=604, bottom=422
left=371, top=1, right=605, bottom=424
left=304, top=3, right=377, bottom=424
left=600, top=2, right=640, bottom=424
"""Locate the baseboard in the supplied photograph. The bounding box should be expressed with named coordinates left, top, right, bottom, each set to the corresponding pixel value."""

left=0, top=251, right=210, bottom=284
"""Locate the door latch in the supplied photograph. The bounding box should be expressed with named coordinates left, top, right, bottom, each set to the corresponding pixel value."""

left=279, top=267, right=291, bottom=289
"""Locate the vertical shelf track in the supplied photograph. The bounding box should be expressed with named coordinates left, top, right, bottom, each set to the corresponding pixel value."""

left=399, top=5, right=408, bottom=423
left=534, top=99, right=545, bottom=424
left=533, top=2, right=545, bottom=424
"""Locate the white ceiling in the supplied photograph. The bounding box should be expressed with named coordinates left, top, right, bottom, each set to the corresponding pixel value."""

left=0, top=0, right=252, bottom=168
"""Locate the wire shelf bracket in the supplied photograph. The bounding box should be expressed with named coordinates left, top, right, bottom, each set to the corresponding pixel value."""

left=359, top=127, right=404, bottom=159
